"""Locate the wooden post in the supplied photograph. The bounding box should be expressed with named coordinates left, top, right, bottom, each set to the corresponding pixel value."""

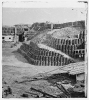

left=14, top=26, right=18, bottom=43
left=51, top=23, right=53, bottom=30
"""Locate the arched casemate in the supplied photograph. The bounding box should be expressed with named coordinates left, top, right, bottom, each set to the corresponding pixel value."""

left=61, top=45, right=63, bottom=51
left=68, top=40, right=70, bottom=45
left=66, top=39, right=68, bottom=45
left=57, top=39, right=59, bottom=44
left=56, top=39, right=58, bottom=44
left=36, top=60, right=39, bottom=65
left=58, top=45, right=60, bottom=50
left=56, top=44, right=59, bottom=49
left=65, top=45, right=68, bottom=54
left=63, top=39, right=65, bottom=45
left=43, top=61, right=46, bottom=66
left=69, top=45, right=72, bottom=50
left=60, top=45, right=62, bottom=51
left=20, top=41, right=78, bottom=66
left=78, top=39, right=81, bottom=45
left=60, top=39, right=62, bottom=44
left=76, top=39, right=78, bottom=45
left=51, top=51, right=54, bottom=56
left=45, top=51, right=48, bottom=56
left=42, top=50, right=44, bottom=56
left=59, top=56, right=62, bottom=66
left=62, top=39, right=64, bottom=45
left=50, top=56, right=52, bottom=63
left=53, top=56, right=55, bottom=62
left=62, top=39, right=64, bottom=44
left=74, top=39, right=77, bottom=44
left=61, top=56, right=64, bottom=66
left=72, top=40, right=75, bottom=45
left=69, top=40, right=71, bottom=45
left=50, top=41, right=53, bottom=47
left=50, top=51, right=52, bottom=56
left=54, top=52, right=57, bottom=56
left=36, top=55, right=39, bottom=60
left=39, top=55, right=41, bottom=61
left=72, top=45, right=75, bottom=51
left=51, top=57, right=53, bottom=66
left=64, top=45, right=66, bottom=52
left=64, top=45, right=66, bottom=53
left=41, top=56, right=43, bottom=61
left=64, top=58, right=66, bottom=65
left=34, top=55, right=37, bottom=60
left=65, top=58, right=67, bottom=65
left=58, top=39, right=61, bottom=44
left=55, top=44, right=57, bottom=49
left=58, top=61, right=61, bottom=66
left=49, top=57, right=52, bottom=65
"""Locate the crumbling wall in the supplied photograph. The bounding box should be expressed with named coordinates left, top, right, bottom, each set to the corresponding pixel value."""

left=19, top=29, right=85, bottom=65
left=43, top=31, right=85, bottom=60
left=19, top=42, right=74, bottom=66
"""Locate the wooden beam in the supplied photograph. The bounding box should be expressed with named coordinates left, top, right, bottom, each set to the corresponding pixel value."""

left=30, top=87, right=57, bottom=98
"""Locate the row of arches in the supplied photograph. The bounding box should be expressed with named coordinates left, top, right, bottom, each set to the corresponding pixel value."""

left=21, top=42, right=83, bottom=58
left=20, top=43, right=74, bottom=66
left=26, top=51, right=74, bottom=66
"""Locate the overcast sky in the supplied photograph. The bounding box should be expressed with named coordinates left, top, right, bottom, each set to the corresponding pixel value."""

left=2, top=7, right=86, bottom=26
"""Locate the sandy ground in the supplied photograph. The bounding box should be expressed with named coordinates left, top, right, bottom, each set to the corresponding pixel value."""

left=2, top=42, right=65, bottom=98
left=2, top=42, right=85, bottom=98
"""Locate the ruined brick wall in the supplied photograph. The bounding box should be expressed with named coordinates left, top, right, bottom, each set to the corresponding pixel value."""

left=19, top=30, right=85, bottom=66
left=19, top=42, right=74, bottom=66
left=73, top=49, right=85, bottom=60
left=44, top=30, right=85, bottom=60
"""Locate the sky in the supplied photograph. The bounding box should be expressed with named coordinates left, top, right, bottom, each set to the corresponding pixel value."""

left=2, top=7, right=86, bottom=26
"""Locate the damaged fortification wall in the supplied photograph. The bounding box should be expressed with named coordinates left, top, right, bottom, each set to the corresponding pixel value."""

left=18, top=27, right=85, bottom=65
left=18, top=42, right=75, bottom=66
left=43, top=31, right=85, bottom=60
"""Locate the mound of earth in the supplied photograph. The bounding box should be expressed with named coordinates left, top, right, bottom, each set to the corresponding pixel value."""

left=30, top=26, right=84, bottom=45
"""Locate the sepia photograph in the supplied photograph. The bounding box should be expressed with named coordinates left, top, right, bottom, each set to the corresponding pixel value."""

left=2, top=0, right=88, bottom=98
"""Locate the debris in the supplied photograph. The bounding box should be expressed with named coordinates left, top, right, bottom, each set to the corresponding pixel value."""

left=30, top=87, right=57, bottom=98
left=25, top=91, right=39, bottom=98
left=54, top=83, right=71, bottom=98
left=21, top=93, right=29, bottom=98
left=3, top=86, right=12, bottom=97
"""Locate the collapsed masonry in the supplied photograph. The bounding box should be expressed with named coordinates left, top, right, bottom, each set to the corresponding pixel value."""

left=19, top=42, right=74, bottom=66
left=18, top=27, right=85, bottom=66
left=42, top=31, right=85, bottom=60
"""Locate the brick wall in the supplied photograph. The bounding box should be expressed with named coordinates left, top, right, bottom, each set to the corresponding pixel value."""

left=19, top=30, right=85, bottom=65
left=19, top=42, right=74, bottom=66
left=44, top=31, right=85, bottom=60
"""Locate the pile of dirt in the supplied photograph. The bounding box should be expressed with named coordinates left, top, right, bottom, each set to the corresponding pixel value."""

left=30, top=26, right=83, bottom=45
left=51, top=27, right=83, bottom=39
left=2, top=69, right=85, bottom=98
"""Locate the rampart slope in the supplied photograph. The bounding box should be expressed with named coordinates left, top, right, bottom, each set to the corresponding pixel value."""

left=19, top=22, right=85, bottom=66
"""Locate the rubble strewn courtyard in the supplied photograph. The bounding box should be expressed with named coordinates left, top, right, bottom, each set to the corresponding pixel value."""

left=2, top=42, right=86, bottom=98
left=2, top=4, right=87, bottom=98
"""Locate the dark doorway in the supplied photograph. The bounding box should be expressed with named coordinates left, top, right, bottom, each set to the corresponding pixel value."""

left=19, top=33, right=24, bottom=42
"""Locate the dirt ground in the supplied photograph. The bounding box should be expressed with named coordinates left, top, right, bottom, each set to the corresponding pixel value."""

left=2, top=42, right=85, bottom=98
left=2, top=42, right=61, bottom=98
